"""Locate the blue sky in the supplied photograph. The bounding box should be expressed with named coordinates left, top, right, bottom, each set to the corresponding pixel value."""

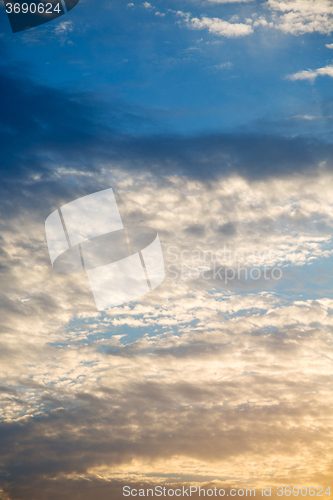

left=1, top=1, right=333, bottom=499
left=2, top=0, right=333, bottom=135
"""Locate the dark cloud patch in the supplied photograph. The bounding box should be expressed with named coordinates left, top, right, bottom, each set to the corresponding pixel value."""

left=0, top=385, right=17, bottom=395
left=218, top=222, right=237, bottom=236
left=1, top=64, right=333, bottom=206
left=185, top=224, right=206, bottom=237
left=0, top=66, right=101, bottom=178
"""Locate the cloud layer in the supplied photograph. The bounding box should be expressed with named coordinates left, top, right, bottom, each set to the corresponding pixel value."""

left=1, top=158, right=333, bottom=497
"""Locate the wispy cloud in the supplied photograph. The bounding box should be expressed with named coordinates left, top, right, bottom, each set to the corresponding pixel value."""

left=213, top=62, right=233, bottom=69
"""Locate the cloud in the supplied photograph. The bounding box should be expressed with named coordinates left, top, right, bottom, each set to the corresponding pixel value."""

left=175, top=1, right=333, bottom=37
left=1, top=56, right=333, bottom=204
left=54, top=20, right=73, bottom=34
left=213, top=62, right=233, bottom=69
left=181, top=13, right=253, bottom=38
left=1, top=147, right=333, bottom=497
left=4, top=63, right=333, bottom=197
left=286, top=64, right=333, bottom=82
left=267, top=0, right=333, bottom=35
left=206, top=0, right=255, bottom=2
left=143, top=2, right=154, bottom=9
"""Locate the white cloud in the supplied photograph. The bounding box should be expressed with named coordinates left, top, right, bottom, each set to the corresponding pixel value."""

left=206, top=0, right=255, bottom=2
left=287, top=64, right=333, bottom=82
left=253, top=16, right=270, bottom=27
left=182, top=14, right=253, bottom=37
left=54, top=21, right=73, bottom=35
left=213, top=62, right=233, bottom=69
left=293, top=114, right=320, bottom=120
left=268, top=0, right=333, bottom=35
left=2, top=167, right=333, bottom=493
left=165, top=1, right=333, bottom=38
left=23, top=19, right=75, bottom=45
left=143, top=2, right=154, bottom=9
left=326, top=43, right=333, bottom=48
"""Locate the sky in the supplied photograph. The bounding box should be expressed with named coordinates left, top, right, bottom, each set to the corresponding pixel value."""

left=1, top=0, right=333, bottom=499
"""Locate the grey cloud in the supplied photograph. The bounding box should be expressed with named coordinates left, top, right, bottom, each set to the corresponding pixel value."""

left=2, top=64, right=333, bottom=211
left=218, top=222, right=237, bottom=236
left=185, top=224, right=206, bottom=236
